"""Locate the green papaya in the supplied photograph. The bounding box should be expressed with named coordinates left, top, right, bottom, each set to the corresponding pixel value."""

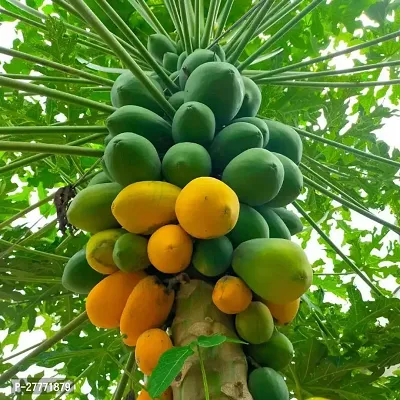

left=168, top=91, right=185, bottom=109
left=87, top=171, right=111, bottom=186
left=248, top=331, right=294, bottom=371
left=177, top=51, right=187, bottom=70
left=176, top=39, right=183, bottom=54
left=104, top=133, right=161, bottom=187
left=227, top=203, right=269, bottom=248
left=235, top=302, right=274, bottom=344
left=112, top=232, right=150, bottom=272
left=272, top=207, right=303, bottom=235
left=104, top=133, right=113, bottom=146
left=162, top=143, right=212, bottom=188
left=192, top=236, right=233, bottom=277
left=179, top=49, right=219, bottom=89
left=222, top=148, right=284, bottom=206
left=248, top=367, right=290, bottom=400
left=266, top=153, right=303, bottom=207
left=147, top=34, right=176, bottom=63
left=111, top=71, right=163, bottom=115
left=67, top=182, right=122, bottom=233
left=172, top=101, right=215, bottom=147
left=264, top=120, right=303, bottom=164
left=62, top=249, right=104, bottom=294
left=210, top=43, right=226, bottom=62
left=163, top=52, right=179, bottom=72
left=255, top=206, right=291, bottom=240
left=209, top=122, right=263, bottom=173
left=233, top=238, right=313, bottom=304
left=235, top=76, right=262, bottom=119
left=230, top=117, right=269, bottom=147
left=106, top=105, right=173, bottom=154
left=184, top=62, right=245, bottom=127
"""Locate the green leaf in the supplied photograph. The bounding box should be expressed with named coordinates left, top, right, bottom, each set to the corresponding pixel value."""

left=147, top=345, right=195, bottom=398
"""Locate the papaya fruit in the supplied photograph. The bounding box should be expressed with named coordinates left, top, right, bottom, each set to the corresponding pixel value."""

left=101, top=157, right=112, bottom=181
left=112, top=181, right=181, bottom=234
left=209, top=122, right=263, bottom=173
left=272, top=207, right=303, bottom=235
left=176, top=39, right=183, bottom=53
left=113, top=233, right=150, bottom=272
left=212, top=276, right=252, bottom=314
left=62, top=249, right=104, bottom=294
left=179, top=48, right=219, bottom=89
left=135, top=329, right=173, bottom=375
left=147, top=34, right=177, bottom=64
left=184, top=62, right=245, bottom=127
left=227, top=203, right=269, bottom=248
left=192, top=236, right=233, bottom=277
left=248, top=331, right=294, bottom=370
left=104, top=132, right=161, bottom=187
left=162, top=143, right=212, bottom=188
left=138, top=388, right=172, bottom=400
left=265, top=298, right=300, bottom=325
left=266, top=153, right=303, bottom=207
left=168, top=90, right=185, bottom=110
left=86, top=270, right=146, bottom=329
left=175, top=177, right=239, bottom=239
left=177, top=51, right=187, bottom=70
left=235, top=301, right=274, bottom=344
left=148, top=225, right=193, bottom=274
left=233, top=238, right=313, bottom=304
left=120, top=275, right=175, bottom=346
left=235, top=76, right=262, bottom=119
left=67, top=182, right=122, bottom=233
left=230, top=116, right=269, bottom=147
left=86, top=229, right=125, bottom=274
left=172, top=101, right=215, bottom=147
left=255, top=206, right=291, bottom=240
left=106, top=105, right=173, bottom=155
left=248, top=367, right=290, bottom=400
left=264, top=119, right=303, bottom=164
left=104, top=133, right=113, bottom=146
left=87, top=171, right=110, bottom=186
left=222, top=148, right=284, bottom=206
left=111, top=71, right=163, bottom=115
left=163, top=52, right=179, bottom=72
left=210, top=43, right=226, bottom=61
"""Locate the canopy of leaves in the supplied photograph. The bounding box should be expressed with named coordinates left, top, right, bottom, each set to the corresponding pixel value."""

left=0, top=0, right=399, bottom=399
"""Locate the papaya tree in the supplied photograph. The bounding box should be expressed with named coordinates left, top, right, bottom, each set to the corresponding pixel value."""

left=0, top=1, right=399, bottom=399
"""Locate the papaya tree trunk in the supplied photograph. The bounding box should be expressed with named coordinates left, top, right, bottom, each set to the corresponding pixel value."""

left=171, top=280, right=252, bottom=400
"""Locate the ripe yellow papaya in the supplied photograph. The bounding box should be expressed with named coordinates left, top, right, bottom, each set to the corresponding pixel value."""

left=86, top=229, right=125, bottom=274
left=212, top=276, right=252, bottom=314
left=175, top=177, right=239, bottom=239
left=265, top=298, right=300, bottom=325
left=86, top=270, right=146, bottom=329
left=135, top=328, right=173, bottom=375
left=137, top=388, right=172, bottom=400
left=148, top=225, right=193, bottom=274
left=112, top=181, right=181, bottom=234
left=120, top=276, right=175, bottom=346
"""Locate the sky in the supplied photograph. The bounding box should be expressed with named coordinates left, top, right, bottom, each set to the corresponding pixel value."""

left=0, top=7, right=400, bottom=400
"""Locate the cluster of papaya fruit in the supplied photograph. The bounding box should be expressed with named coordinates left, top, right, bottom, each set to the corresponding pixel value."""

left=62, top=34, right=313, bottom=400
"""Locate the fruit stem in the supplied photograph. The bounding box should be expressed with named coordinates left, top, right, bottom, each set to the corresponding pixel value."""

left=164, top=0, right=185, bottom=46
left=0, top=140, right=104, bottom=158
left=0, top=311, right=88, bottom=385
left=94, top=0, right=179, bottom=93
left=293, top=202, right=385, bottom=297
left=214, top=0, right=234, bottom=39
left=253, top=28, right=400, bottom=79
left=194, top=0, right=202, bottom=48
left=112, top=352, right=136, bottom=400
left=200, top=0, right=220, bottom=48
left=69, top=0, right=176, bottom=119
left=0, top=125, right=108, bottom=135
left=288, top=364, right=303, bottom=400
left=0, top=46, right=113, bottom=87
left=197, top=345, right=210, bottom=400
left=0, top=132, right=105, bottom=174
left=179, top=0, right=194, bottom=54
left=238, top=0, right=325, bottom=71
